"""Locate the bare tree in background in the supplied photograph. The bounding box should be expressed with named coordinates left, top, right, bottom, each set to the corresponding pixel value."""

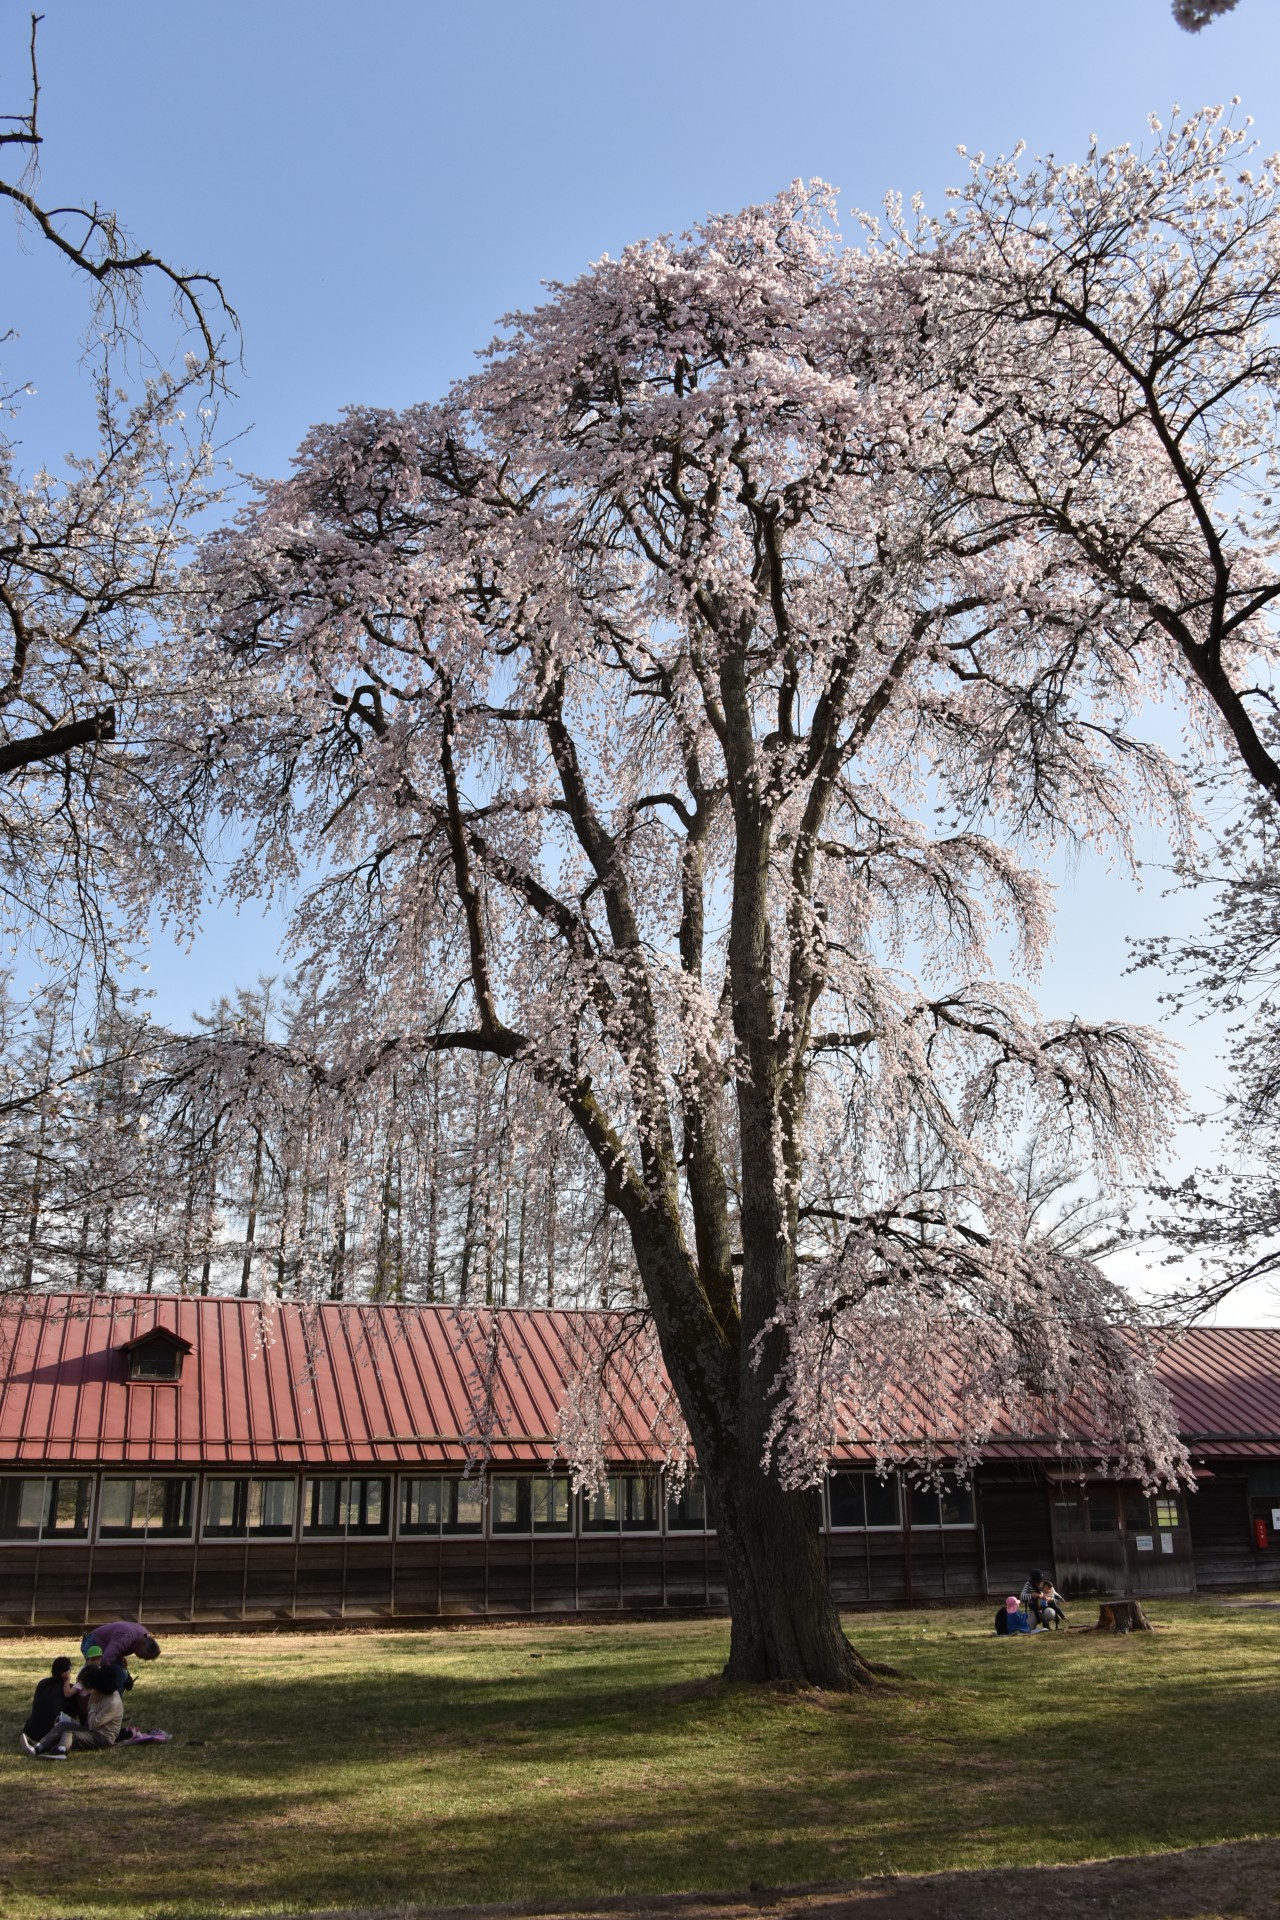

left=0, top=13, right=237, bottom=983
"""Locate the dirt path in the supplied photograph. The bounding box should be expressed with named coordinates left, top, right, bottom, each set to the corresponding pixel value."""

left=269, top=1840, right=1280, bottom=1920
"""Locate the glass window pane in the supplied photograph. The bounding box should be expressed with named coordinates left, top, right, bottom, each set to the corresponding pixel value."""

left=1154, top=1497, right=1180, bottom=1530
left=582, top=1478, right=620, bottom=1531
left=1122, top=1490, right=1152, bottom=1533
left=18, top=1477, right=49, bottom=1535
left=1053, top=1490, right=1086, bottom=1531
left=401, top=1478, right=443, bottom=1534
left=242, top=1479, right=294, bottom=1534
left=532, top=1477, right=572, bottom=1531
left=98, top=1479, right=134, bottom=1532
left=827, top=1473, right=866, bottom=1529
left=0, top=1479, right=37, bottom=1537
left=864, top=1475, right=900, bottom=1528
left=304, top=1478, right=344, bottom=1534
left=492, top=1476, right=531, bottom=1533
left=205, top=1478, right=245, bottom=1534
left=940, top=1480, right=975, bottom=1526
left=444, top=1479, right=484, bottom=1534
left=910, top=1485, right=941, bottom=1528
left=361, top=1480, right=385, bottom=1531
left=622, top=1476, right=658, bottom=1531
left=1088, top=1490, right=1118, bottom=1532
left=260, top=1481, right=296, bottom=1532
left=50, top=1479, right=91, bottom=1536
left=156, top=1480, right=193, bottom=1536
left=666, top=1476, right=707, bottom=1531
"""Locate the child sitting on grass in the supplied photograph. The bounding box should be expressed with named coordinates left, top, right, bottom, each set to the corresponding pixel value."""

left=994, top=1595, right=1043, bottom=1635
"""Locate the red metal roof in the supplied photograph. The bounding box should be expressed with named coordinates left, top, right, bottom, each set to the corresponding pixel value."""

left=1, top=1294, right=1279, bottom=1469
left=0, top=1294, right=672, bottom=1468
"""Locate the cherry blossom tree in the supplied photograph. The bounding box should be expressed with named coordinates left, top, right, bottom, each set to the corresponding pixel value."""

left=922, top=108, right=1280, bottom=1310
left=172, top=178, right=1195, bottom=1688
left=1173, top=0, right=1240, bottom=28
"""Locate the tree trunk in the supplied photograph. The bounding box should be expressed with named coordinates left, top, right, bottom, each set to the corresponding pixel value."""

left=707, top=1456, right=881, bottom=1690
left=1096, top=1599, right=1153, bottom=1632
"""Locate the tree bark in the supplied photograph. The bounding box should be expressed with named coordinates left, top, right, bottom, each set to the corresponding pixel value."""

left=711, top=1457, right=879, bottom=1688
left=1096, top=1599, right=1153, bottom=1632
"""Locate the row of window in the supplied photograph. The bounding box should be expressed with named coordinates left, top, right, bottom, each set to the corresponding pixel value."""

left=0, top=1468, right=972, bottom=1543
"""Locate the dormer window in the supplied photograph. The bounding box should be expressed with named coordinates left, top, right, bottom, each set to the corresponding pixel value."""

left=120, top=1326, right=192, bottom=1383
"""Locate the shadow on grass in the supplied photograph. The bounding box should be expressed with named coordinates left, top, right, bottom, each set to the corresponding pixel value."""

left=0, top=1606, right=1276, bottom=1918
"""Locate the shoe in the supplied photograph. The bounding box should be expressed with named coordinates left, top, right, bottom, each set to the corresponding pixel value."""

left=36, top=1747, right=67, bottom=1759
left=18, top=1733, right=35, bottom=1756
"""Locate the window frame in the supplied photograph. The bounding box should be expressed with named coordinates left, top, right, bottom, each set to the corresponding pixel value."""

left=200, top=1475, right=300, bottom=1542
left=301, top=1475, right=391, bottom=1538
left=824, top=1469, right=903, bottom=1532
left=96, top=1474, right=196, bottom=1543
left=907, top=1478, right=978, bottom=1531
left=397, top=1474, right=487, bottom=1537
left=0, top=1473, right=94, bottom=1543
left=664, top=1472, right=713, bottom=1534
left=487, top=1472, right=574, bottom=1538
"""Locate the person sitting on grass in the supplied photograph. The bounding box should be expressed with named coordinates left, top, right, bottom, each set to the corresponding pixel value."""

left=26, top=1664, right=122, bottom=1760
left=19, top=1656, right=82, bottom=1753
left=994, top=1595, right=1043, bottom=1635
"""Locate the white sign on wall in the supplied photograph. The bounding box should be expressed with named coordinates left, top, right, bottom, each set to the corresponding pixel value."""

left=1161, top=1532, right=1174, bottom=1553
left=1135, top=1534, right=1154, bottom=1552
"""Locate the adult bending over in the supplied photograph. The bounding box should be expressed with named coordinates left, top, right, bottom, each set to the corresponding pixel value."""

left=82, top=1620, right=161, bottom=1666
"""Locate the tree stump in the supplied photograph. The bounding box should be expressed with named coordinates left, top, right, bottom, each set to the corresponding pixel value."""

left=1096, top=1600, right=1153, bottom=1633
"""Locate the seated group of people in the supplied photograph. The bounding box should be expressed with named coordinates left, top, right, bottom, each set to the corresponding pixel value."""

left=19, top=1620, right=161, bottom=1760
left=994, top=1569, right=1067, bottom=1636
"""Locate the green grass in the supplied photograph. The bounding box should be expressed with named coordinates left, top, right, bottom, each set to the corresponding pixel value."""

left=0, top=1599, right=1276, bottom=1919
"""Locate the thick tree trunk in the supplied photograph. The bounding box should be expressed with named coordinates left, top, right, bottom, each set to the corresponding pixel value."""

left=710, top=1458, right=881, bottom=1690
left=1096, top=1600, right=1153, bottom=1633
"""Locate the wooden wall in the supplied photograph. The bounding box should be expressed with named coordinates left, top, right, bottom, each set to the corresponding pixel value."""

left=1, top=1463, right=1269, bottom=1627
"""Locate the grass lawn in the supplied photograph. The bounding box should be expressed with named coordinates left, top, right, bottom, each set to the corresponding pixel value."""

left=0, top=1598, right=1277, bottom=1919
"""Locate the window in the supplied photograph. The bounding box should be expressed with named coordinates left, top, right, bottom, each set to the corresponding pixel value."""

left=827, top=1471, right=900, bottom=1530
left=581, top=1478, right=619, bottom=1532
left=1122, top=1490, right=1152, bottom=1533
left=203, top=1478, right=297, bottom=1538
left=939, top=1480, right=976, bottom=1527
left=1053, top=1489, right=1086, bottom=1532
left=908, top=1480, right=975, bottom=1527
left=666, top=1475, right=710, bottom=1532
left=302, top=1477, right=388, bottom=1536
left=1087, top=1489, right=1118, bottom=1533
left=126, top=1338, right=185, bottom=1381
left=400, top=1477, right=484, bottom=1535
left=1154, top=1497, right=1180, bottom=1530
left=0, top=1476, right=91, bottom=1540
left=489, top=1475, right=573, bottom=1535
left=581, top=1474, right=659, bottom=1533
left=98, top=1477, right=194, bottom=1539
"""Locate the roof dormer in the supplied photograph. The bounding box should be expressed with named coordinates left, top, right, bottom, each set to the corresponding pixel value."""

left=120, top=1324, right=192, bottom=1383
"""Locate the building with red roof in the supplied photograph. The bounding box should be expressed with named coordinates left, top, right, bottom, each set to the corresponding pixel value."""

left=1, top=1293, right=1278, bottom=1626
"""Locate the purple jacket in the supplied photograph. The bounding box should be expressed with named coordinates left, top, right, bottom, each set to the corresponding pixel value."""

left=89, top=1621, right=151, bottom=1664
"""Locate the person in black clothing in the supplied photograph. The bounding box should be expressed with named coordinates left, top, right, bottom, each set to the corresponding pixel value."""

left=20, top=1656, right=82, bottom=1753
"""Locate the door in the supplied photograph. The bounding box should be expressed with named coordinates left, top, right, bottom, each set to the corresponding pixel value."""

left=1050, top=1482, right=1195, bottom=1597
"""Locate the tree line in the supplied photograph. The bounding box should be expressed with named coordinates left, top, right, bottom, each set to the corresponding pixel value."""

left=0, top=977, right=639, bottom=1308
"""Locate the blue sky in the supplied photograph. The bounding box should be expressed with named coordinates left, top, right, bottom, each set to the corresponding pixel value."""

left=3, top=0, right=1277, bottom=1311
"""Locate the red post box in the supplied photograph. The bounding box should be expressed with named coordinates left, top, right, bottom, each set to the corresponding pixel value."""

left=1254, top=1517, right=1270, bottom=1551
